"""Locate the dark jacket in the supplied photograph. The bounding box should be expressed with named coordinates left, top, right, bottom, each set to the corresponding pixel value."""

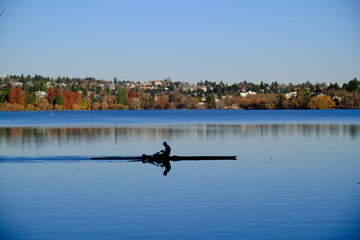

left=163, top=145, right=171, bottom=157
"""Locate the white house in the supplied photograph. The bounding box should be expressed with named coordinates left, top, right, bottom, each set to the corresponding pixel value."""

left=240, top=91, right=257, bottom=97
left=36, top=91, right=47, bottom=98
left=285, top=92, right=297, bottom=100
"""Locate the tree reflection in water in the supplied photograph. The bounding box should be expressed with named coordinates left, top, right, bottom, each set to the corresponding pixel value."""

left=1, top=124, right=359, bottom=156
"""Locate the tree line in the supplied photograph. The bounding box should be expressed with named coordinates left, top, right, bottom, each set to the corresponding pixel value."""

left=0, top=74, right=359, bottom=111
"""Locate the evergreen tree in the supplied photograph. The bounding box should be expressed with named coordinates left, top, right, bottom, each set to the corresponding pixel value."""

left=347, top=78, right=359, bottom=92
left=296, top=84, right=310, bottom=108
left=55, top=92, right=65, bottom=106
left=328, top=82, right=340, bottom=90
left=205, top=94, right=215, bottom=108
left=116, top=88, right=128, bottom=105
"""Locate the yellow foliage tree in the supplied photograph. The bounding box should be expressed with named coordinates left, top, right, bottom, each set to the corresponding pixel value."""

left=25, top=104, right=36, bottom=111
left=54, top=104, right=63, bottom=111
left=92, top=102, right=100, bottom=110
left=37, top=99, right=52, bottom=111
left=111, top=102, right=122, bottom=110
left=72, top=104, right=82, bottom=111
left=308, top=95, right=336, bottom=109
left=235, top=97, right=253, bottom=109
left=0, top=102, right=23, bottom=111
left=100, top=101, right=109, bottom=110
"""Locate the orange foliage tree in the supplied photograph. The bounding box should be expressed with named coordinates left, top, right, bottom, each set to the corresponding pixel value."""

left=74, top=92, right=81, bottom=106
left=58, top=90, right=83, bottom=110
left=62, top=90, right=74, bottom=109
left=128, top=89, right=137, bottom=103
left=15, top=87, right=25, bottom=105
left=7, top=88, right=24, bottom=105
left=47, top=88, right=60, bottom=104
left=8, top=88, right=16, bottom=104
left=48, top=88, right=54, bottom=104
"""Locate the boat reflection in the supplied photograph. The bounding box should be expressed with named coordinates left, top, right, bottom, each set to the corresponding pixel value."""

left=143, top=157, right=171, bottom=176
left=89, top=154, right=236, bottom=176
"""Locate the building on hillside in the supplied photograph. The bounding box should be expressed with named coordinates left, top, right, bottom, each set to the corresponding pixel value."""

left=26, top=82, right=34, bottom=87
left=12, top=82, right=23, bottom=87
left=148, top=80, right=164, bottom=86
left=181, top=84, right=194, bottom=92
left=198, top=86, right=207, bottom=92
left=285, top=92, right=297, bottom=100
left=240, top=91, right=257, bottom=97
left=106, top=83, right=116, bottom=91
left=197, top=102, right=205, bottom=109
left=93, top=93, right=102, bottom=100
left=36, top=91, right=47, bottom=98
left=125, top=82, right=136, bottom=88
left=230, top=104, right=239, bottom=109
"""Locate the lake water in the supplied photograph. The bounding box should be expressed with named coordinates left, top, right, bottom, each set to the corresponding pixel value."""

left=0, top=110, right=360, bottom=240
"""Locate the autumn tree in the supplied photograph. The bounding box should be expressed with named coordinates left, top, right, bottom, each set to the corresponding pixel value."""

left=257, top=94, right=278, bottom=109
left=127, top=89, right=137, bottom=103
left=126, top=89, right=138, bottom=110
left=155, top=92, right=169, bottom=109
left=47, top=88, right=55, bottom=104
left=169, top=92, right=186, bottom=109
left=47, top=88, right=61, bottom=105
left=184, top=97, right=199, bottom=109
left=84, top=96, right=92, bottom=110
left=282, top=98, right=299, bottom=109
left=308, top=95, right=336, bottom=109
left=8, top=88, right=16, bottom=104
left=73, top=91, right=82, bottom=109
left=139, top=90, right=151, bottom=109
left=234, top=97, right=253, bottom=109
left=92, top=102, right=100, bottom=110
left=15, top=87, right=25, bottom=105
left=81, top=99, right=88, bottom=110
left=100, top=100, right=109, bottom=110
left=254, top=97, right=266, bottom=109
left=62, top=90, right=74, bottom=109
left=37, top=98, right=51, bottom=110
left=100, top=95, right=115, bottom=110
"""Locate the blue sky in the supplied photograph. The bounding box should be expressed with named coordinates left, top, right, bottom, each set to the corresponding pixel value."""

left=0, top=0, right=359, bottom=84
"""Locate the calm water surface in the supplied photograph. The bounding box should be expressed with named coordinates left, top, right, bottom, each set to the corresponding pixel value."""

left=0, top=110, right=360, bottom=240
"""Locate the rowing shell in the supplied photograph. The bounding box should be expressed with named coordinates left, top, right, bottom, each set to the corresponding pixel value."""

left=91, top=155, right=237, bottom=161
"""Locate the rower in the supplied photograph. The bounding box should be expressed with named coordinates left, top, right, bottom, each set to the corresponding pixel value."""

left=160, top=141, right=171, bottom=158
left=159, top=141, right=171, bottom=176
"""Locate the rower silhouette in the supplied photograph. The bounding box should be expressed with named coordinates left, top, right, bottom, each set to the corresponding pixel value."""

left=157, top=141, right=171, bottom=176
left=144, top=141, right=171, bottom=176
left=160, top=141, right=171, bottom=159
